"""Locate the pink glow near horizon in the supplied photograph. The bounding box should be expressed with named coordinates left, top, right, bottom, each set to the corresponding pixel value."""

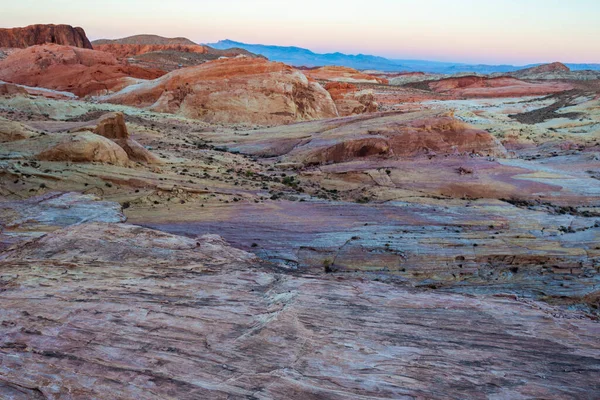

left=2, top=0, right=599, bottom=65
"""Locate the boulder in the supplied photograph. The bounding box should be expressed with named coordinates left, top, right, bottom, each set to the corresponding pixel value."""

left=70, top=112, right=161, bottom=163
left=91, top=112, right=129, bottom=139
left=37, top=132, right=130, bottom=166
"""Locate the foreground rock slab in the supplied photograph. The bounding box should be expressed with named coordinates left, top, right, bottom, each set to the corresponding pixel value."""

left=0, top=221, right=598, bottom=399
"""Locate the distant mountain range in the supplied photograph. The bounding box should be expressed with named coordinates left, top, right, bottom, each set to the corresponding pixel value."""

left=208, top=39, right=600, bottom=74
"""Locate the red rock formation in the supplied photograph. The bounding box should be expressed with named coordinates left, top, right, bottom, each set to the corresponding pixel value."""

left=428, top=76, right=572, bottom=98
left=325, top=82, right=378, bottom=115
left=0, top=44, right=165, bottom=97
left=296, top=114, right=506, bottom=165
left=0, top=24, right=92, bottom=49
left=222, top=111, right=506, bottom=164
left=102, top=57, right=339, bottom=124
left=305, top=66, right=389, bottom=84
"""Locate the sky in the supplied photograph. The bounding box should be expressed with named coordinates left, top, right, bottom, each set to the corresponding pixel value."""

left=2, top=0, right=599, bottom=65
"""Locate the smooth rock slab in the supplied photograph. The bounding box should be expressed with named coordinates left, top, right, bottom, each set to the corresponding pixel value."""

left=0, top=192, right=125, bottom=251
left=0, top=222, right=598, bottom=399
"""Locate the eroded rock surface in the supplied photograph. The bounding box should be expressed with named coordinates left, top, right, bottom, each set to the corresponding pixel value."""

left=426, top=76, right=573, bottom=98
left=304, top=66, right=389, bottom=84
left=101, top=57, right=339, bottom=124
left=0, top=48, right=600, bottom=399
left=221, top=110, right=506, bottom=164
left=0, top=44, right=165, bottom=97
left=0, top=24, right=92, bottom=49
left=325, top=82, right=379, bottom=116
left=0, top=212, right=598, bottom=399
left=69, top=112, right=161, bottom=164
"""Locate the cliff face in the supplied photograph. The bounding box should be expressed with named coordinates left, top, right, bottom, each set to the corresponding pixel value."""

left=0, top=24, right=92, bottom=49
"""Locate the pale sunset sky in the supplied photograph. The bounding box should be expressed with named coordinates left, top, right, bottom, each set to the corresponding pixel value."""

left=2, top=0, right=599, bottom=65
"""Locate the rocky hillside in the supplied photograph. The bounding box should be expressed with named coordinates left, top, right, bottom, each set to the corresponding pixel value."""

left=499, top=62, right=600, bottom=80
left=92, top=34, right=263, bottom=72
left=0, top=44, right=165, bottom=97
left=101, top=57, right=338, bottom=124
left=92, top=34, right=196, bottom=46
left=0, top=24, right=92, bottom=49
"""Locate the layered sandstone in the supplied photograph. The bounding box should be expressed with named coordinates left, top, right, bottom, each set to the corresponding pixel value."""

left=304, top=65, right=389, bottom=84
left=0, top=201, right=598, bottom=399
left=0, top=117, right=38, bottom=142
left=325, top=81, right=378, bottom=115
left=0, top=24, right=92, bottom=49
left=427, top=75, right=572, bottom=98
left=0, top=44, right=165, bottom=97
left=221, top=110, right=507, bottom=164
left=0, top=111, right=160, bottom=166
left=101, top=57, right=339, bottom=124
left=70, top=112, right=161, bottom=164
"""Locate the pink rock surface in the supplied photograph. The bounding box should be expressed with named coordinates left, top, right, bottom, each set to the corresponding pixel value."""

left=428, top=76, right=573, bottom=98
left=0, top=24, right=92, bottom=49
left=101, top=57, right=339, bottom=124
left=0, top=220, right=598, bottom=399
left=0, top=44, right=165, bottom=97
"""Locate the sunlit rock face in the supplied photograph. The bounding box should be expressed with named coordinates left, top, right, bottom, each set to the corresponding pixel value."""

left=426, top=75, right=573, bottom=98
left=0, top=24, right=93, bottom=49
left=101, top=57, right=339, bottom=124
left=0, top=44, right=164, bottom=97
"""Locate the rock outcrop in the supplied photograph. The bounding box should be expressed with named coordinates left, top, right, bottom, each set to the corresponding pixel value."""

left=0, top=44, right=165, bottom=97
left=0, top=117, right=38, bottom=142
left=0, top=24, right=93, bottom=49
left=325, top=81, right=378, bottom=115
left=0, top=82, right=27, bottom=97
left=426, top=75, right=572, bottom=98
left=222, top=110, right=507, bottom=164
left=101, top=57, right=339, bottom=124
left=70, top=112, right=161, bottom=163
left=0, top=111, right=159, bottom=165
left=304, top=65, right=389, bottom=84
left=37, top=132, right=131, bottom=166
